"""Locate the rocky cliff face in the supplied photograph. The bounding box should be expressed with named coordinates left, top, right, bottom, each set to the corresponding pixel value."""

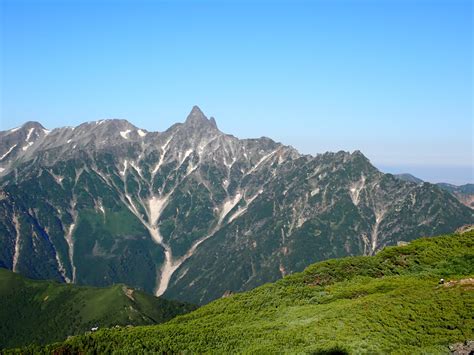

left=1, top=106, right=472, bottom=304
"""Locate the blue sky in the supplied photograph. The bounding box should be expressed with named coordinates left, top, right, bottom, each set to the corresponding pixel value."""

left=1, top=0, right=472, bottom=184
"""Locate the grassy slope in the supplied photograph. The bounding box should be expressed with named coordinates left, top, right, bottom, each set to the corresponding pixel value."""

left=0, top=269, right=196, bottom=349
left=25, top=231, right=474, bottom=354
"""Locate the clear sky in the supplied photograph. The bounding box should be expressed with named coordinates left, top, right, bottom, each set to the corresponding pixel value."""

left=1, top=0, right=472, bottom=184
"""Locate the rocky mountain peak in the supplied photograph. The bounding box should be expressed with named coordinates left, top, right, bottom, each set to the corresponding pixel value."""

left=348, top=150, right=372, bottom=165
left=68, top=118, right=141, bottom=144
left=184, top=106, right=218, bottom=129
left=77, top=118, right=136, bottom=132
left=22, top=121, right=46, bottom=130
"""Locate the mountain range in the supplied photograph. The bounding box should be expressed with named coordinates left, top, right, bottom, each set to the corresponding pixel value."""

left=0, top=106, right=472, bottom=304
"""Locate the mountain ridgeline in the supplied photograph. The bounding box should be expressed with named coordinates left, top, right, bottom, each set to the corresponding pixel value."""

left=0, top=106, right=472, bottom=304
left=395, top=174, right=474, bottom=209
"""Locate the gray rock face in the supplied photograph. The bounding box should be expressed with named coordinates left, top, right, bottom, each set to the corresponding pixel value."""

left=395, top=174, right=474, bottom=209
left=0, top=107, right=472, bottom=304
left=449, top=340, right=474, bottom=355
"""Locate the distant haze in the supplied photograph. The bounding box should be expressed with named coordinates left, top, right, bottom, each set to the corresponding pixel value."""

left=1, top=0, right=472, bottom=184
left=376, top=164, right=473, bottom=186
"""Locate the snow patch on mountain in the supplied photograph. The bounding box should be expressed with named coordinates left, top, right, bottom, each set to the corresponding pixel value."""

left=370, top=209, right=386, bottom=255
left=228, top=189, right=263, bottom=223
left=12, top=214, right=21, bottom=272
left=349, top=175, right=366, bottom=205
left=0, top=144, right=17, bottom=161
left=130, top=161, right=143, bottom=178
left=54, top=246, right=70, bottom=283
left=25, top=128, right=35, bottom=142
left=222, top=179, right=229, bottom=189
left=49, top=171, right=64, bottom=187
left=148, top=195, right=170, bottom=227
left=120, top=160, right=128, bottom=176
left=246, top=149, right=278, bottom=176
left=152, top=136, right=174, bottom=176
left=120, top=129, right=132, bottom=139
left=180, top=149, right=193, bottom=166
left=95, top=199, right=105, bottom=215
left=219, top=193, right=242, bottom=224
left=22, top=142, right=34, bottom=151
left=64, top=221, right=77, bottom=283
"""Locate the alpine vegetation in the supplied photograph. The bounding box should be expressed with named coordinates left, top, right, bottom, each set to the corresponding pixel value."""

left=0, top=268, right=195, bottom=349
left=16, top=231, right=474, bottom=354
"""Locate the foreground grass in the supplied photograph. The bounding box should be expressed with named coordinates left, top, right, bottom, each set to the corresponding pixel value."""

left=0, top=269, right=196, bottom=349
left=18, top=231, right=474, bottom=353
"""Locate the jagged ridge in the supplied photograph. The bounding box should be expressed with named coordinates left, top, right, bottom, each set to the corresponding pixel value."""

left=0, top=106, right=472, bottom=304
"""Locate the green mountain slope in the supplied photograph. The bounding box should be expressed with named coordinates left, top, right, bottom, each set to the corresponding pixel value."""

left=27, top=231, right=473, bottom=354
left=0, top=269, right=196, bottom=349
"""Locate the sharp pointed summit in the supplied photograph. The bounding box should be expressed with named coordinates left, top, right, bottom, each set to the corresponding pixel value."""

left=184, top=106, right=217, bottom=129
